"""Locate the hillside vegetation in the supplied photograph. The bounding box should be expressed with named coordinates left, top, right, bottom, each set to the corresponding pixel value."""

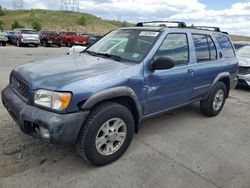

left=0, top=9, right=250, bottom=40
left=230, top=35, right=250, bottom=42
left=0, top=9, right=130, bottom=34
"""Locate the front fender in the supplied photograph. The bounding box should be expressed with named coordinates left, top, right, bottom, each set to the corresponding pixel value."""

left=81, top=86, right=142, bottom=130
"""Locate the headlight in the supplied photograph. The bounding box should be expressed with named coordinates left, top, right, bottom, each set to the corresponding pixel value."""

left=34, top=89, right=71, bottom=110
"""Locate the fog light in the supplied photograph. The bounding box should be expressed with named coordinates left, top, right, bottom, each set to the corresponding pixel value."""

left=39, top=126, right=50, bottom=139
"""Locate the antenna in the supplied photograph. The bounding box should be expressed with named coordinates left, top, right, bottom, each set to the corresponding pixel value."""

left=61, top=0, right=80, bottom=12
left=13, top=0, right=24, bottom=10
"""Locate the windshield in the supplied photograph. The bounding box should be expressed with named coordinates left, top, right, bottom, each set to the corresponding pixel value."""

left=237, top=46, right=250, bottom=58
left=87, top=29, right=160, bottom=63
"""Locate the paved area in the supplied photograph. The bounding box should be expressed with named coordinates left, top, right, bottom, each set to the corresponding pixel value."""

left=0, top=45, right=250, bottom=188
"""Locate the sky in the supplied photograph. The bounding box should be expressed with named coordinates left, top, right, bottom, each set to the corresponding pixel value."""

left=1, top=0, right=250, bottom=36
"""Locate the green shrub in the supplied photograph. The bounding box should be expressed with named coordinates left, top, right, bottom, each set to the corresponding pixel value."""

left=78, top=16, right=86, bottom=26
left=0, top=20, right=3, bottom=30
left=0, top=6, right=5, bottom=16
left=11, top=20, right=23, bottom=29
left=32, top=21, right=42, bottom=31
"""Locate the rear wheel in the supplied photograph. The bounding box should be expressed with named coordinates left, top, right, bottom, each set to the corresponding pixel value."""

left=200, top=82, right=227, bottom=117
left=2, top=42, right=6, bottom=46
left=76, top=102, right=134, bottom=166
left=16, top=40, right=22, bottom=47
left=34, top=44, right=38, bottom=47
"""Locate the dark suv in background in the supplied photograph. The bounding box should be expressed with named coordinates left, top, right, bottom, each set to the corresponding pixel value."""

left=1, top=21, right=238, bottom=166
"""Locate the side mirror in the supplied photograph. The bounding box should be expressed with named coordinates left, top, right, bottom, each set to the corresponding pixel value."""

left=150, top=57, right=175, bottom=70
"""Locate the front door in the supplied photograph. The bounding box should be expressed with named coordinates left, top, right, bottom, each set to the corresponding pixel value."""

left=143, top=33, right=193, bottom=116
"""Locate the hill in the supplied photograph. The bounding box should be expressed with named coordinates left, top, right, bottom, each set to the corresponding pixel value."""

left=0, top=9, right=250, bottom=40
left=0, top=9, right=130, bottom=34
left=230, top=34, right=250, bottom=42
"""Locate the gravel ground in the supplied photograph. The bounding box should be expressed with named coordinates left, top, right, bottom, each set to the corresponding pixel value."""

left=0, top=45, right=250, bottom=188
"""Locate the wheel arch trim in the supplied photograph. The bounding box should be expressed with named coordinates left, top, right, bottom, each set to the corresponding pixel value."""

left=80, top=86, right=142, bottom=132
left=203, top=72, right=230, bottom=100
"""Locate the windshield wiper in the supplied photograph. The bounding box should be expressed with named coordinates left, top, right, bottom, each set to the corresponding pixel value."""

left=85, top=50, right=97, bottom=56
left=85, top=51, right=123, bottom=62
left=96, top=53, right=123, bottom=62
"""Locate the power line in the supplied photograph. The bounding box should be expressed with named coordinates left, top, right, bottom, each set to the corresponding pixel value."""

left=61, top=0, right=80, bottom=12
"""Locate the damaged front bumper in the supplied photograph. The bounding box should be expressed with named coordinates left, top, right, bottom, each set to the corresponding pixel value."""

left=1, top=86, right=89, bottom=144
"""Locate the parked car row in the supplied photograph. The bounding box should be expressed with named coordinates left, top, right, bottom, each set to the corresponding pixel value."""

left=1, top=28, right=102, bottom=48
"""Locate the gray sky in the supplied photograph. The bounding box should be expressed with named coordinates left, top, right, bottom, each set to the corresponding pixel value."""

left=1, top=0, right=250, bottom=36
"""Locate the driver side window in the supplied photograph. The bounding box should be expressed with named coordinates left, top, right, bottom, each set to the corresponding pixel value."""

left=154, top=33, right=189, bottom=66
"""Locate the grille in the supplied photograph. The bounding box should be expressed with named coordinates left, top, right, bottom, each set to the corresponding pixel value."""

left=238, top=66, right=250, bottom=75
left=10, top=75, right=29, bottom=98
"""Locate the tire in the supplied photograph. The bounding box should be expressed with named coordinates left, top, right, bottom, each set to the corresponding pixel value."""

left=58, top=43, right=62, bottom=47
left=2, top=42, right=6, bottom=46
left=200, top=82, right=227, bottom=117
left=43, top=41, right=48, bottom=47
left=16, top=40, right=22, bottom=47
left=76, top=102, right=134, bottom=166
left=67, top=41, right=72, bottom=47
left=34, top=44, right=38, bottom=47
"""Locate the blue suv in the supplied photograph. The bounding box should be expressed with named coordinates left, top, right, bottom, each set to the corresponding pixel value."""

left=1, top=21, right=238, bottom=166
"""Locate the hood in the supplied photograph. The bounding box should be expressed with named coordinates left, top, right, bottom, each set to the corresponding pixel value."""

left=238, top=56, right=250, bottom=67
left=13, top=53, right=132, bottom=90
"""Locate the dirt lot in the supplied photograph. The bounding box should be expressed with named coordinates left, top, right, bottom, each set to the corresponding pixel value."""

left=0, top=45, right=250, bottom=188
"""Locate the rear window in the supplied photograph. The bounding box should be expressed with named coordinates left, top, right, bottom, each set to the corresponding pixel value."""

left=66, top=32, right=76, bottom=36
left=21, top=30, right=37, bottom=34
left=215, top=35, right=235, bottom=58
left=192, top=34, right=217, bottom=62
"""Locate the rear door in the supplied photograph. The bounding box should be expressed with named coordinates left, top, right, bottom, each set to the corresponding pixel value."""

left=188, top=34, right=223, bottom=100
left=143, top=33, right=193, bottom=115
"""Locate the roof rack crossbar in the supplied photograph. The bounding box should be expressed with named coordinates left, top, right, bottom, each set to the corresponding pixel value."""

left=136, top=21, right=187, bottom=28
left=190, top=25, right=221, bottom=32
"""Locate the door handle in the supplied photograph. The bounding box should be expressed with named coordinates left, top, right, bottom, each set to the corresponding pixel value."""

left=188, top=69, right=194, bottom=73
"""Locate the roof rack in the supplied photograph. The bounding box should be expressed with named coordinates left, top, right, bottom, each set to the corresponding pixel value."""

left=190, top=25, right=221, bottom=32
left=135, top=21, right=187, bottom=28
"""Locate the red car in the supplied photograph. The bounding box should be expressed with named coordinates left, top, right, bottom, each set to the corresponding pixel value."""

left=40, top=31, right=62, bottom=47
left=60, top=32, right=88, bottom=47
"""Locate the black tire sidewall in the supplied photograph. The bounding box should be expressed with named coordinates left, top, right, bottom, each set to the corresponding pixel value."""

left=83, top=104, right=134, bottom=166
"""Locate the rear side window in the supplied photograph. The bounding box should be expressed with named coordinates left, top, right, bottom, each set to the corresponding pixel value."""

left=154, top=33, right=189, bottom=66
left=215, top=35, right=235, bottom=58
left=192, top=34, right=217, bottom=62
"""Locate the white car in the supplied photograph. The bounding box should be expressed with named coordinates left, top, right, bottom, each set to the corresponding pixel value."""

left=68, top=45, right=87, bottom=55
left=236, top=46, right=250, bottom=87
left=0, top=31, right=7, bottom=46
left=68, top=38, right=128, bottom=55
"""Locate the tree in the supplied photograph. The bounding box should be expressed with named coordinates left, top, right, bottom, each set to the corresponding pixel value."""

left=78, top=16, right=86, bottom=26
left=0, top=6, right=5, bottom=16
left=11, top=20, right=23, bottom=29
left=32, top=21, right=42, bottom=31
left=0, top=20, right=3, bottom=30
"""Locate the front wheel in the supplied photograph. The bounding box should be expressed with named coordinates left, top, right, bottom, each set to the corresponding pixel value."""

left=76, top=102, right=134, bottom=166
left=200, top=82, right=227, bottom=117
